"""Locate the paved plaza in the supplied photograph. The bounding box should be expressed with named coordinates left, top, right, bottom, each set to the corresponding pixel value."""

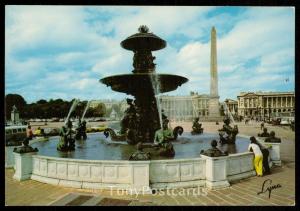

left=5, top=121, right=295, bottom=206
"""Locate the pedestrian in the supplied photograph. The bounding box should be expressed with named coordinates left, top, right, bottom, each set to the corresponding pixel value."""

left=256, top=141, right=271, bottom=175
left=26, top=125, right=33, bottom=140
left=248, top=136, right=263, bottom=177
left=260, top=121, right=264, bottom=130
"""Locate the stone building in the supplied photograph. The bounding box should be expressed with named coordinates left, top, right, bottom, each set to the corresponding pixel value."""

left=159, top=92, right=211, bottom=121
left=224, top=99, right=238, bottom=115
left=237, top=91, right=295, bottom=120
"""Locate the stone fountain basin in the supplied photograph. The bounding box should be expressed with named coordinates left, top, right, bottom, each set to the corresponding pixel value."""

left=11, top=133, right=281, bottom=191
left=100, top=73, right=188, bottom=95
left=30, top=132, right=250, bottom=160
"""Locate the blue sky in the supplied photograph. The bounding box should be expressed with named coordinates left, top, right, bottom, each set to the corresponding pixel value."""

left=5, top=6, right=295, bottom=103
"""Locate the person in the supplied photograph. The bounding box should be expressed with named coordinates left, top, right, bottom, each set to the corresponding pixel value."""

left=192, top=117, right=203, bottom=134
left=248, top=137, right=263, bottom=177
left=129, top=142, right=151, bottom=160
left=260, top=121, right=265, bottom=130
left=258, top=127, right=270, bottom=137
left=256, top=141, right=271, bottom=175
left=26, top=125, right=33, bottom=140
left=265, top=131, right=281, bottom=143
left=200, top=140, right=228, bottom=157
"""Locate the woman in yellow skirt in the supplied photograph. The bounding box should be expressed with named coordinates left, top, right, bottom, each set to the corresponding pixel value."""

left=248, top=136, right=263, bottom=176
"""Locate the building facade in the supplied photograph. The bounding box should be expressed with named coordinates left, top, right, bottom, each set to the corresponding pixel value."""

left=237, top=91, right=295, bottom=120
left=224, top=99, right=238, bottom=115
left=159, top=92, right=211, bottom=121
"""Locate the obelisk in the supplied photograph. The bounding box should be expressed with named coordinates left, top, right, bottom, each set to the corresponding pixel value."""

left=208, top=26, right=221, bottom=120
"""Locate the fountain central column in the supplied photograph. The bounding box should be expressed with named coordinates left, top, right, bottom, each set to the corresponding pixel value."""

left=100, top=25, right=188, bottom=144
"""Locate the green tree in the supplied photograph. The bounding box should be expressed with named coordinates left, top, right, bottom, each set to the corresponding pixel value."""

left=93, top=103, right=106, bottom=117
left=5, top=94, right=27, bottom=120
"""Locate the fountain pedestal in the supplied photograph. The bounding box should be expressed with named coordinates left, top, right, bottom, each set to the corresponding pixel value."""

left=13, top=151, right=37, bottom=181
left=201, top=154, right=230, bottom=189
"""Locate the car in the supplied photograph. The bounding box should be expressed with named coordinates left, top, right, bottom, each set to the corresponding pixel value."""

left=280, top=117, right=292, bottom=125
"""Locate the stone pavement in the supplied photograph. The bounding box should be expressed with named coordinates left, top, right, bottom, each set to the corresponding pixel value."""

left=5, top=121, right=295, bottom=206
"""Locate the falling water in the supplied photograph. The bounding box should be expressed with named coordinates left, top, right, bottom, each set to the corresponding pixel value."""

left=65, top=99, right=80, bottom=124
left=149, top=74, right=163, bottom=129
left=81, top=101, right=91, bottom=122
left=223, top=102, right=236, bottom=124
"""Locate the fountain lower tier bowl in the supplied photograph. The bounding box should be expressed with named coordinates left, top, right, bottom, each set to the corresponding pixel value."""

left=100, top=73, right=188, bottom=95
left=30, top=132, right=250, bottom=160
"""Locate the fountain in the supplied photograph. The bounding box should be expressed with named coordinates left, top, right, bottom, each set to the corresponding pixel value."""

left=101, top=25, right=188, bottom=145
left=12, top=25, right=283, bottom=192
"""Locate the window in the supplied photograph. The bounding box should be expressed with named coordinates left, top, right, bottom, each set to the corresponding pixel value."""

left=12, top=129, right=17, bottom=133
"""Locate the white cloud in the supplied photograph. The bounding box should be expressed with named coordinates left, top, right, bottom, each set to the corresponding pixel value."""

left=5, top=6, right=295, bottom=103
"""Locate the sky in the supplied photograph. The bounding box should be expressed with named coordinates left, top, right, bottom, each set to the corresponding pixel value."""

left=5, top=6, right=295, bottom=103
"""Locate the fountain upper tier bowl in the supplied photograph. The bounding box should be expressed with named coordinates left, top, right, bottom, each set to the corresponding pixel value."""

left=100, top=73, right=188, bottom=95
left=121, top=32, right=166, bottom=51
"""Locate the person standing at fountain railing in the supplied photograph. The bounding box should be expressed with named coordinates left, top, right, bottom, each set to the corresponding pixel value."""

left=248, top=136, right=263, bottom=177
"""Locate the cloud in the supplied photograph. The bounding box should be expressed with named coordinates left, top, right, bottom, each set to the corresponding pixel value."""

left=5, top=6, right=294, bottom=103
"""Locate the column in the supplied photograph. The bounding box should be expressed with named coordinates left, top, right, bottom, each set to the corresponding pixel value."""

left=285, top=96, right=288, bottom=107
left=281, top=97, right=283, bottom=107
left=271, top=97, right=273, bottom=108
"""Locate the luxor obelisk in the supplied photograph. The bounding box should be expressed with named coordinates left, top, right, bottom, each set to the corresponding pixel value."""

left=208, top=26, right=222, bottom=120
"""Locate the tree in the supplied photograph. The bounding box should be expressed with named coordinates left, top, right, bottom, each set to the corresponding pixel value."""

left=37, top=99, right=48, bottom=104
left=93, top=103, right=106, bottom=117
left=5, top=94, right=27, bottom=120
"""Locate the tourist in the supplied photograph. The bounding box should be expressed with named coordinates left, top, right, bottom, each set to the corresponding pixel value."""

left=260, top=121, right=265, bottom=130
left=26, top=125, right=33, bottom=140
left=256, top=141, right=271, bottom=175
left=258, top=128, right=270, bottom=137
left=265, top=131, right=281, bottom=143
left=248, top=137, right=263, bottom=177
left=200, top=140, right=228, bottom=157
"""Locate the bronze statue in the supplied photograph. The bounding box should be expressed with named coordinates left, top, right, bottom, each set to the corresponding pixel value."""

left=200, top=140, right=227, bottom=157
left=265, top=131, right=281, bottom=143
left=57, top=120, right=75, bottom=151
left=129, top=142, right=151, bottom=160
left=100, top=26, right=188, bottom=145
left=153, top=119, right=175, bottom=157
left=75, top=119, right=87, bottom=140
left=258, top=128, right=270, bottom=137
left=191, top=117, right=204, bottom=135
left=218, top=117, right=239, bottom=144
left=13, top=138, right=38, bottom=153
